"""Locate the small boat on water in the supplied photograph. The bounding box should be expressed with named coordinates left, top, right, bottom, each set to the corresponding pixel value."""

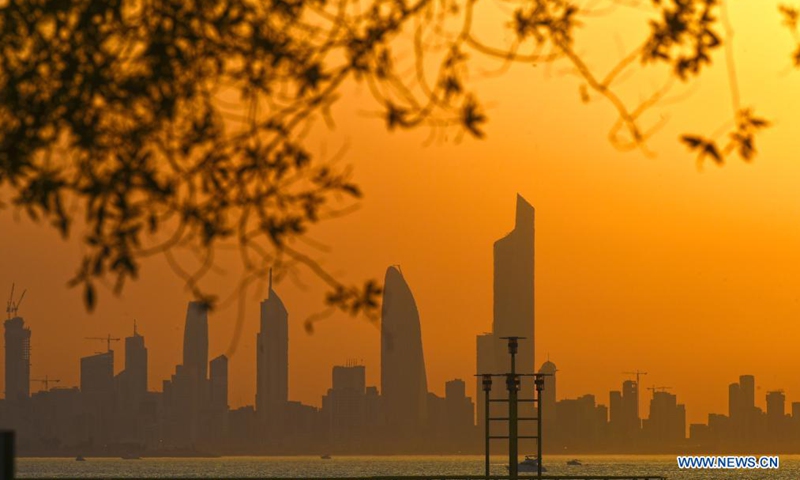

left=507, top=455, right=546, bottom=473
left=321, top=454, right=332, bottom=460
left=567, top=459, right=582, bottom=466
left=75, top=455, right=86, bottom=462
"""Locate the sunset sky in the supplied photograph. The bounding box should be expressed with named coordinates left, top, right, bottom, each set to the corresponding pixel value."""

left=3, top=1, right=800, bottom=427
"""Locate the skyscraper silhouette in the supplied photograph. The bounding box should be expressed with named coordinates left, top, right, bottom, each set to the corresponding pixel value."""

left=115, top=322, right=149, bottom=443
left=161, top=302, right=212, bottom=447
left=766, top=390, right=786, bottom=440
left=4, top=316, right=31, bottom=401
left=539, top=360, right=557, bottom=439
left=256, top=269, right=289, bottom=432
left=739, top=375, right=755, bottom=412
left=196, top=354, right=230, bottom=444
left=183, top=301, right=209, bottom=381
left=124, top=322, right=148, bottom=397
left=443, top=379, right=475, bottom=444
left=475, top=333, right=495, bottom=428
left=381, top=266, right=428, bottom=432
left=729, top=382, right=740, bottom=419
left=642, top=390, right=685, bottom=447
left=493, top=194, right=535, bottom=371
left=80, top=351, right=114, bottom=395
left=324, top=364, right=368, bottom=443
left=609, top=379, right=642, bottom=446
left=622, top=380, right=640, bottom=428
left=210, top=355, right=229, bottom=411
left=729, top=374, right=758, bottom=443
left=476, top=195, right=535, bottom=441
left=80, top=350, right=115, bottom=445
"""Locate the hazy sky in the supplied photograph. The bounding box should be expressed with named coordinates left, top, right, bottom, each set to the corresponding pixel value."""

left=2, top=1, right=800, bottom=426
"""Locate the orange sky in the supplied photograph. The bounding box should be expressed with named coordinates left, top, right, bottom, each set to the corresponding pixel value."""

left=2, top=1, right=800, bottom=427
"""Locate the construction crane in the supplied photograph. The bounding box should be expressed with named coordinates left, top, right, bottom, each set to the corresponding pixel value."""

left=85, top=334, right=121, bottom=352
left=6, top=283, right=26, bottom=319
left=647, top=385, right=672, bottom=396
left=31, top=375, right=60, bottom=392
left=623, top=370, right=648, bottom=387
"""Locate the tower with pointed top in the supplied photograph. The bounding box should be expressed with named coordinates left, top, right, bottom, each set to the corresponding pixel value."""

left=162, top=302, right=211, bottom=446
left=124, top=320, right=148, bottom=397
left=256, top=269, right=289, bottom=434
left=380, top=265, right=429, bottom=433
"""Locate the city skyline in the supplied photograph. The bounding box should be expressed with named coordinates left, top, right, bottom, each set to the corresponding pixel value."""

left=1, top=247, right=479, bottom=454
left=9, top=288, right=800, bottom=454
left=5, top=274, right=800, bottom=430
left=5, top=193, right=800, bottom=456
left=4, top=179, right=800, bottom=430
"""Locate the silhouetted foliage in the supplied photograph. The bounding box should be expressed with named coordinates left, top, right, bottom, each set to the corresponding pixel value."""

left=1, top=0, right=472, bottom=324
left=0, top=0, right=791, bottom=334
left=643, top=0, right=720, bottom=79
left=781, top=4, right=800, bottom=65
left=679, top=108, right=769, bottom=164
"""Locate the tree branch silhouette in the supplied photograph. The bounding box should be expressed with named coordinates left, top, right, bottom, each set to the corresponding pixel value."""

left=0, top=0, right=782, bottom=344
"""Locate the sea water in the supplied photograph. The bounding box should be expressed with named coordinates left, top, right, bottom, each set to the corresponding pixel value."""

left=16, top=454, right=800, bottom=479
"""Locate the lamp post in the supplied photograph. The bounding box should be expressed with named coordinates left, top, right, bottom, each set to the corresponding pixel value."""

left=534, top=376, right=545, bottom=479
left=482, top=374, right=493, bottom=477
left=478, top=336, right=547, bottom=480
left=503, top=337, right=520, bottom=480
left=1, top=431, right=14, bottom=480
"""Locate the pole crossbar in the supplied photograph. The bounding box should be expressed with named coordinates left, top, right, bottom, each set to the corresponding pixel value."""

left=488, top=399, right=538, bottom=403
left=488, top=417, right=538, bottom=421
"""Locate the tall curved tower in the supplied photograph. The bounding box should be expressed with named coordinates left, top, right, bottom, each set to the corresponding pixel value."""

left=381, top=266, right=428, bottom=432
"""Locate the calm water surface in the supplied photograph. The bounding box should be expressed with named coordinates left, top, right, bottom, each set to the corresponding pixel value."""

left=16, top=455, right=800, bottom=479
